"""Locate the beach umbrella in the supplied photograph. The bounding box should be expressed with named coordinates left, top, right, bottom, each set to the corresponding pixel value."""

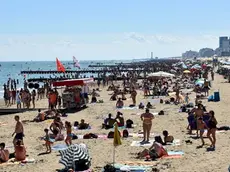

left=148, top=71, right=175, bottom=78
left=59, top=144, right=91, bottom=171
left=183, top=70, right=191, bottom=74
left=113, top=122, right=122, bottom=166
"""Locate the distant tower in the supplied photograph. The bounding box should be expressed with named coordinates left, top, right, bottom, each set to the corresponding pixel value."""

left=151, top=52, right=153, bottom=59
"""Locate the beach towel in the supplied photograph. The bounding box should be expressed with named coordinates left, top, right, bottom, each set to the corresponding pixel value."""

left=130, top=140, right=155, bottom=147
left=167, top=151, right=184, bottom=156
left=129, top=133, right=155, bottom=138
left=52, top=144, right=68, bottom=151
left=114, top=164, right=151, bottom=171
left=74, top=126, right=92, bottom=131
left=0, top=158, right=35, bottom=166
left=117, top=106, right=138, bottom=110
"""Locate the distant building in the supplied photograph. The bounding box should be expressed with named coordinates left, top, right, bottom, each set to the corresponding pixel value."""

left=199, top=48, right=215, bottom=57
left=219, top=36, right=230, bottom=56
left=182, top=50, right=199, bottom=59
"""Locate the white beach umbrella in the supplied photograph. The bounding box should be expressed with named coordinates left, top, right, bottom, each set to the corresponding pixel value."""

left=148, top=71, right=175, bottom=78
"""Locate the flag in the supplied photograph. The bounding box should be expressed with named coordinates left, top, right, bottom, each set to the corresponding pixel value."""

left=113, top=122, right=122, bottom=146
left=56, top=58, right=66, bottom=72
left=73, top=56, right=80, bottom=68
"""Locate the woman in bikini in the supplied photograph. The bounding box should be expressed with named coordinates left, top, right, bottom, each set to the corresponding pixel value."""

left=207, top=110, right=217, bottom=149
left=140, top=108, right=154, bottom=143
left=65, top=121, right=72, bottom=146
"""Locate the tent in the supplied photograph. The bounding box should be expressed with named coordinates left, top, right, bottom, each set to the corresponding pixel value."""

left=53, top=78, right=94, bottom=87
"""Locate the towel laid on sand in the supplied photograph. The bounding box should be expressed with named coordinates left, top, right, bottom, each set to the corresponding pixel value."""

left=130, top=139, right=181, bottom=147
left=0, top=158, right=35, bottom=166
left=117, top=106, right=138, bottom=110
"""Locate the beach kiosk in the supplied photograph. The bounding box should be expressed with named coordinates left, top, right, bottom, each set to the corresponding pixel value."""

left=52, top=78, right=94, bottom=109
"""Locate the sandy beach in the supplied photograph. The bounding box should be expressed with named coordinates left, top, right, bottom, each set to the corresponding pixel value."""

left=0, top=73, right=229, bottom=172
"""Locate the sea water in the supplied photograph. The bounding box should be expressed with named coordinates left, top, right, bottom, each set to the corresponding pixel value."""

left=0, top=60, right=131, bottom=98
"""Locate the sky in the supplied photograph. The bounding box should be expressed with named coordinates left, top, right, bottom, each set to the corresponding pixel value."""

left=0, top=0, right=230, bottom=61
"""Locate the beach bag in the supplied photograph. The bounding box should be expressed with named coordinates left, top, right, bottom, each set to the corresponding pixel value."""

left=158, top=110, right=164, bottom=115
left=72, top=134, right=78, bottom=140
left=129, top=104, right=135, bottom=107
left=89, top=133, right=98, bottom=139
left=126, top=119, right=133, bottom=128
left=160, top=99, right=164, bottom=104
left=74, top=121, right=79, bottom=127
left=165, top=100, right=170, bottom=104
left=170, top=97, right=175, bottom=102
left=83, top=134, right=91, bottom=139
left=104, top=164, right=116, bottom=172
left=107, top=131, right=120, bottom=138
left=123, top=129, right=129, bottom=138
left=181, top=106, right=187, bottom=112
left=154, top=136, right=164, bottom=145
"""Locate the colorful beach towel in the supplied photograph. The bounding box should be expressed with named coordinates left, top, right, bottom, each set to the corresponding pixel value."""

left=52, top=144, right=68, bottom=151
left=129, top=133, right=155, bottom=138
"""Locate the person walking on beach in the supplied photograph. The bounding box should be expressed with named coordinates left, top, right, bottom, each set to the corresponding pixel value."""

left=16, top=90, right=21, bottom=109
left=131, top=87, right=137, bottom=105
left=12, top=116, right=24, bottom=146
left=207, top=110, right=217, bottom=150
left=140, top=108, right=154, bottom=143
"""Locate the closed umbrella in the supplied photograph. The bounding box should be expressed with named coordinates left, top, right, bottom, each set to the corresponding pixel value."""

left=113, top=122, right=122, bottom=166
left=59, top=144, right=91, bottom=171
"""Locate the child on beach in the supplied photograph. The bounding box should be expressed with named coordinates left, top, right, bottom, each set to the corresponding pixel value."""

left=44, top=129, right=52, bottom=153
left=162, top=130, right=174, bottom=145
left=197, top=117, right=208, bottom=147
left=185, top=93, right=189, bottom=105
left=65, top=121, right=72, bottom=146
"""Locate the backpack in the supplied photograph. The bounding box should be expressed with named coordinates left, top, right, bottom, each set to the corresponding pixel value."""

left=123, top=129, right=129, bottom=138
left=126, top=119, right=134, bottom=128
left=107, top=131, right=120, bottom=138
left=158, top=110, right=164, bottom=115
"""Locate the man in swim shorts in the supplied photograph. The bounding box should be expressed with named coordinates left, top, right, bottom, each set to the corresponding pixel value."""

left=12, top=115, right=24, bottom=146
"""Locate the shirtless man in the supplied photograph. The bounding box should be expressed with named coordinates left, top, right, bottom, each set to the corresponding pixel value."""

left=192, top=104, right=205, bottom=137
left=131, top=87, right=137, bottom=105
left=140, top=108, right=154, bottom=143
left=12, top=116, right=24, bottom=146
left=0, top=143, right=9, bottom=163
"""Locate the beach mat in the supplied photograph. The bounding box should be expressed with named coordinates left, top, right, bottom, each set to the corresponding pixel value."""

left=117, top=161, right=156, bottom=166
left=167, top=151, right=184, bottom=156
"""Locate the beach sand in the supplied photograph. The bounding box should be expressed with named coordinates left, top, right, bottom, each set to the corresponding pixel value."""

left=0, top=73, right=230, bottom=172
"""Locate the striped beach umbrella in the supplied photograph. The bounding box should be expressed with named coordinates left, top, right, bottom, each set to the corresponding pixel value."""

left=59, top=144, right=91, bottom=170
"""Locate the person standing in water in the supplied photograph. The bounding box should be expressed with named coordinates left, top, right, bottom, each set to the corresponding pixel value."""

left=140, top=108, right=154, bottom=143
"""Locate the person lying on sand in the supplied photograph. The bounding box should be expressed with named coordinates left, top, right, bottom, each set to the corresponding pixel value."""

left=15, top=140, right=26, bottom=161
left=162, top=130, right=174, bottom=145
left=116, top=98, right=124, bottom=108
left=0, top=143, right=9, bottom=163
left=115, top=112, right=124, bottom=127
left=78, top=119, right=89, bottom=130
left=33, top=109, right=45, bottom=122
left=137, top=141, right=168, bottom=160
left=102, top=113, right=116, bottom=129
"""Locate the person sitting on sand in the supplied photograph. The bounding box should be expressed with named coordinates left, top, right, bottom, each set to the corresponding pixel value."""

left=162, top=130, right=174, bottom=145
left=14, top=140, right=26, bottom=161
left=102, top=113, right=116, bottom=129
left=110, top=92, right=118, bottom=101
left=12, top=115, right=24, bottom=146
left=116, top=98, right=124, bottom=108
left=140, top=108, right=154, bottom=143
left=115, top=112, right=124, bottom=127
left=137, top=141, right=168, bottom=160
left=91, top=89, right=97, bottom=103
left=146, top=102, right=154, bottom=109
left=78, top=119, right=89, bottom=130
left=33, top=109, right=45, bottom=122
left=138, top=102, right=145, bottom=109
left=121, top=93, right=127, bottom=100
left=50, top=119, right=61, bottom=137
left=44, top=129, right=52, bottom=153
left=65, top=121, right=72, bottom=146
left=0, top=143, right=9, bottom=163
